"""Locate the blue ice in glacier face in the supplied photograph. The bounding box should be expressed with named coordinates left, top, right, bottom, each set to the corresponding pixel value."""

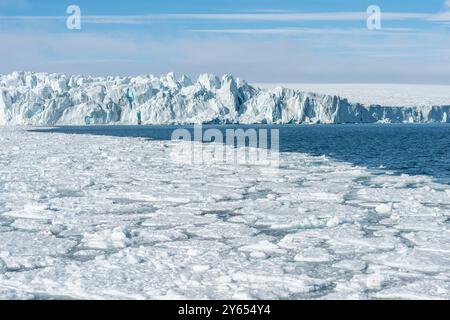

left=1, top=71, right=450, bottom=126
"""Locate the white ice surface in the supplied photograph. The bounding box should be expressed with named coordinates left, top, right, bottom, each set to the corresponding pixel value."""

left=2, top=72, right=450, bottom=126
left=1, top=127, right=450, bottom=299
left=255, top=83, right=450, bottom=107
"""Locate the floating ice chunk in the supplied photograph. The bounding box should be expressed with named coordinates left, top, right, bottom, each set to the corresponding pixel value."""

left=365, top=272, right=387, bottom=290
left=375, top=203, right=393, bottom=214
left=0, top=231, right=75, bottom=271
left=231, top=290, right=255, bottom=300
left=82, top=227, right=134, bottom=250
left=10, top=218, right=51, bottom=231
left=402, top=231, right=450, bottom=253
left=294, top=248, right=332, bottom=263
left=231, top=272, right=330, bottom=297
left=239, top=240, right=285, bottom=255
left=364, top=248, right=450, bottom=273
left=0, top=288, right=34, bottom=300
left=374, top=280, right=450, bottom=300
left=332, top=259, right=367, bottom=271
left=191, top=265, right=210, bottom=273
left=249, top=251, right=267, bottom=259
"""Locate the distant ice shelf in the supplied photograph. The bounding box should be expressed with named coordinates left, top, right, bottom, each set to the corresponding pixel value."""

left=1, top=71, right=450, bottom=125
left=254, top=83, right=450, bottom=108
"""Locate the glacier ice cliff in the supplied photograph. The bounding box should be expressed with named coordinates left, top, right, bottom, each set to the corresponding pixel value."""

left=1, top=71, right=450, bottom=126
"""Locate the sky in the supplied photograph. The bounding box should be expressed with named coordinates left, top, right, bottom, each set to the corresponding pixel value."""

left=0, top=0, right=450, bottom=84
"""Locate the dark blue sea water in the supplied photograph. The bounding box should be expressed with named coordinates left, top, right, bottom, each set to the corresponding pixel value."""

left=31, top=124, right=450, bottom=183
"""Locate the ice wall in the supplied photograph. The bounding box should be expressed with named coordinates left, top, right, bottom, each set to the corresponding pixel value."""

left=1, top=71, right=449, bottom=125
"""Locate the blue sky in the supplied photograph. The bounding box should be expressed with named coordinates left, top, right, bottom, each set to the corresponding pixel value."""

left=1, top=0, right=450, bottom=83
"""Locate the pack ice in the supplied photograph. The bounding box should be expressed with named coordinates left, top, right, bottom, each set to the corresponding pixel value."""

left=2, top=127, right=450, bottom=299
left=1, top=71, right=450, bottom=125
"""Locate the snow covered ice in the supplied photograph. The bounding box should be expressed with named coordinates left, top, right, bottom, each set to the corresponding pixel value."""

left=1, top=127, right=450, bottom=299
left=2, top=71, right=450, bottom=126
left=255, top=83, right=450, bottom=108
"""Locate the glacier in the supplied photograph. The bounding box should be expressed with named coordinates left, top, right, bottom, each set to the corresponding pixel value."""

left=1, top=71, right=450, bottom=126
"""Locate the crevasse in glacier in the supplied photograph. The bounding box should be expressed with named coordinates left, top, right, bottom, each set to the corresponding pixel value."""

left=1, top=71, right=450, bottom=125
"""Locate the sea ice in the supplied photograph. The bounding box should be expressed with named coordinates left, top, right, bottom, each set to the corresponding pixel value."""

left=0, top=127, right=449, bottom=299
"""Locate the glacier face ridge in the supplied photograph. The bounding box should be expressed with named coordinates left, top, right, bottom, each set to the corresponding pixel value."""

left=1, top=71, right=450, bottom=126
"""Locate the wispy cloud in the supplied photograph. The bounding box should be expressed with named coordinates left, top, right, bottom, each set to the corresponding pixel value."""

left=0, top=15, right=63, bottom=21
left=428, top=11, right=450, bottom=21
left=427, top=1, right=450, bottom=22
left=155, top=12, right=431, bottom=21
left=1, top=29, right=449, bottom=84
left=1, top=5, right=449, bottom=84
left=0, top=12, right=433, bottom=24
left=191, top=27, right=421, bottom=36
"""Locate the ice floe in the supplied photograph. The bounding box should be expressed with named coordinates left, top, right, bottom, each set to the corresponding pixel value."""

left=0, top=127, right=449, bottom=299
